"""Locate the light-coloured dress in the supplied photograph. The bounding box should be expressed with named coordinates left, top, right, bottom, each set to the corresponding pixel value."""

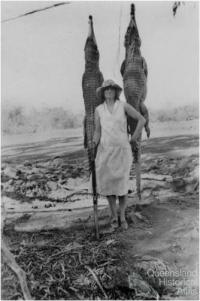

left=95, top=100, right=133, bottom=196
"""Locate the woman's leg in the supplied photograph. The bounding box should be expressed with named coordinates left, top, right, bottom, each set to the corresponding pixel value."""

left=107, top=195, right=117, bottom=221
left=119, top=195, right=128, bottom=229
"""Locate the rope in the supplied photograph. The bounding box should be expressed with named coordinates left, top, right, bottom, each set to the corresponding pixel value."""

left=2, top=2, right=70, bottom=23
left=112, top=5, right=123, bottom=77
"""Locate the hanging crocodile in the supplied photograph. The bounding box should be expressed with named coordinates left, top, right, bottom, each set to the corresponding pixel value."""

left=121, top=3, right=150, bottom=200
left=82, top=15, right=104, bottom=238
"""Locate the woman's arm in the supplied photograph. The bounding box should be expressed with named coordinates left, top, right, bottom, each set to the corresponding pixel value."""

left=93, top=108, right=101, bottom=146
left=124, top=102, right=145, bottom=142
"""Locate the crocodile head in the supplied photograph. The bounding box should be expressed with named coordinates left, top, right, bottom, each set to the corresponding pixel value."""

left=124, top=4, right=141, bottom=57
left=84, top=15, right=99, bottom=68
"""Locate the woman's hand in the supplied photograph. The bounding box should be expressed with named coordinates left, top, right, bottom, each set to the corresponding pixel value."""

left=87, top=140, right=97, bottom=160
left=130, top=133, right=138, bottom=144
left=124, top=102, right=146, bottom=140
left=130, top=134, right=139, bottom=150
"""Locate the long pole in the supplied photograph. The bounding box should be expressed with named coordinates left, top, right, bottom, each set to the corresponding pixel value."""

left=91, top=159, right=99, bottom=239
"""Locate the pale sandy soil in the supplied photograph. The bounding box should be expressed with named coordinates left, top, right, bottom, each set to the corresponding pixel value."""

left=1, top=119, right=199, bottom=300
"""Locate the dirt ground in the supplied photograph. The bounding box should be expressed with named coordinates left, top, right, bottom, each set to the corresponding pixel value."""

left=1, top=120, right=199, bottom=300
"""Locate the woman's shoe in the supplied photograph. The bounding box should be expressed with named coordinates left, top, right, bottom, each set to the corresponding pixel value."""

left=121, top=220, right=128, bottom=230
left=110, top=219, right=118, bottom=230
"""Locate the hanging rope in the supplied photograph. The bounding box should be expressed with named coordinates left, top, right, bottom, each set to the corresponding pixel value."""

left=2, top=2, right=70, bottom=23
left=112, top=5, right=123, bottom=77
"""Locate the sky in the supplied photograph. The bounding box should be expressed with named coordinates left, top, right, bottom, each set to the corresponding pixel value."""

left=1, top=1, right=199, bottom=113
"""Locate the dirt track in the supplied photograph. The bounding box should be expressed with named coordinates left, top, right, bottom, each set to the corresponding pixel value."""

left=1, top=122, right=199, bottom=300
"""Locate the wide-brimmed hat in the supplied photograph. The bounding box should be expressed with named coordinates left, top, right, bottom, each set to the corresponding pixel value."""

left=96, top=79, right=122, bottom=101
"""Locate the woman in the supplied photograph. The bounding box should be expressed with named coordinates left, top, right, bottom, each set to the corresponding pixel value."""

left=93, top=79, right=145, bottom=230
